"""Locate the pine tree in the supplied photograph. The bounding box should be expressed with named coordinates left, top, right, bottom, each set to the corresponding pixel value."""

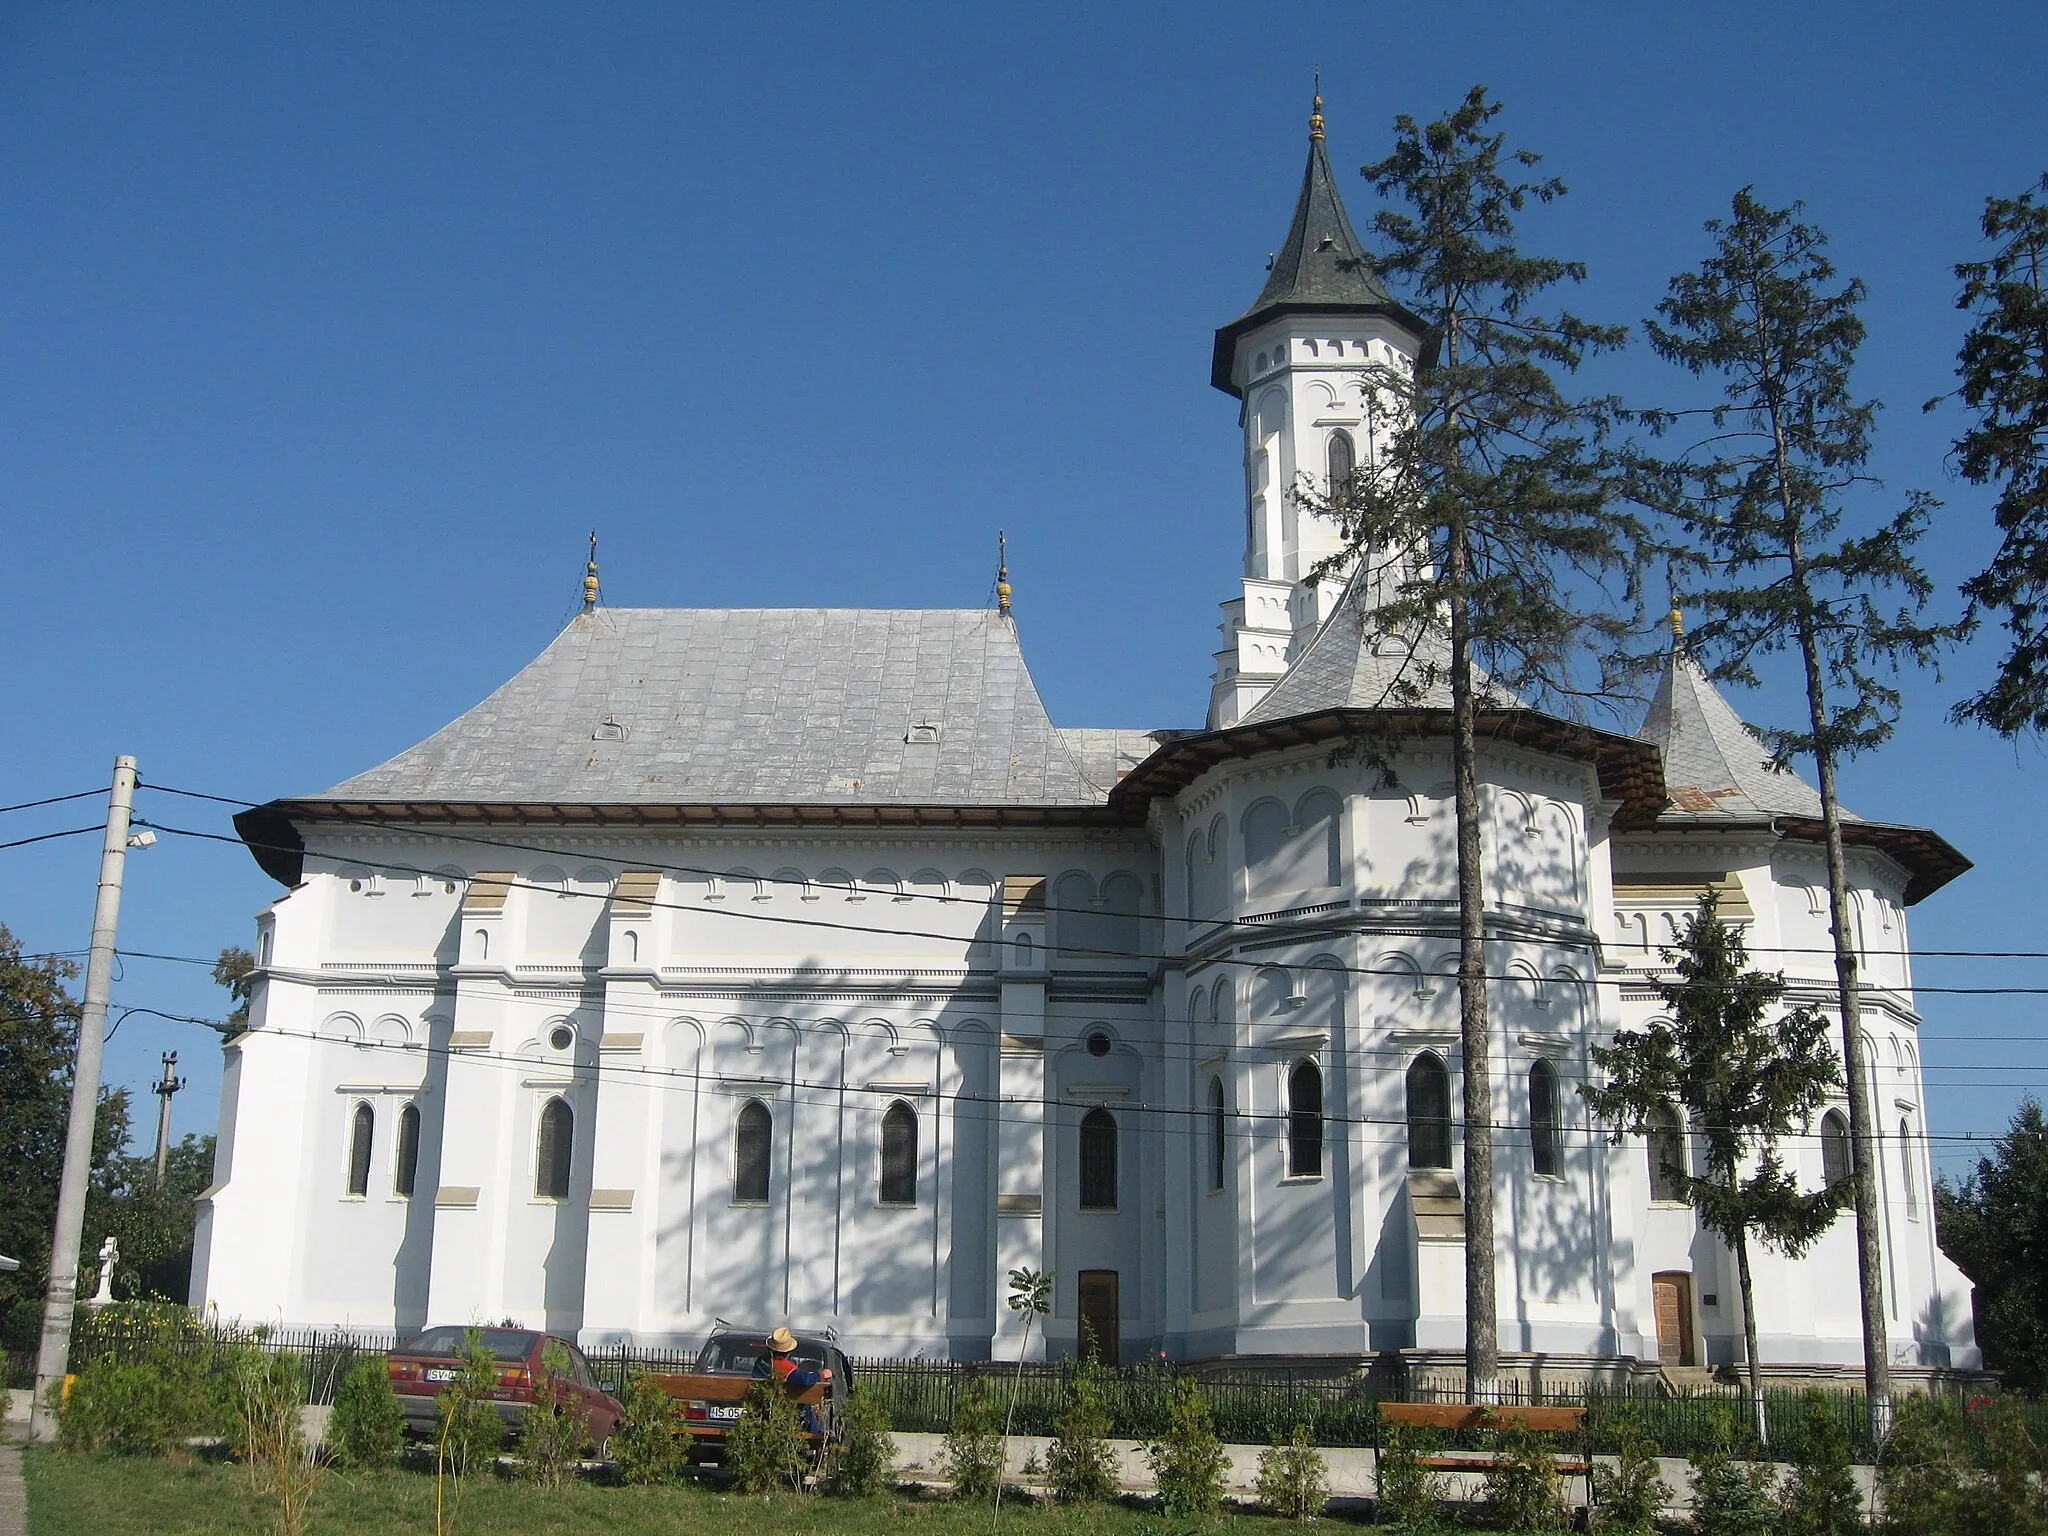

left=1935, top=1098, right=2048, bottom=1392
left=1292, top=85, right=1650, bottom=1400
left=1642, top=188, right=1953, bottom=1436
left=1582, top=893, right=1845, bottom=1445
left=1942, top=173, right=2048, bottom=734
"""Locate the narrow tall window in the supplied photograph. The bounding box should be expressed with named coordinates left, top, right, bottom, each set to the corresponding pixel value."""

left=734, top=1099, right=771, bottom=1204
left=1530, top=1059, right=1561, bottom=1177
left=346, top=1102, right=374, bottom=1197
left=394, top=1102, right=421, bottom=1198
left=1900, top=1117, right=1919, bottom=1221
left=535, top=1096, right=573, bottom=1199
left=1820, top=1109, right=1852, bottom=1187
left=1406, top=1053, right=1451, bottom=1171
left=1080, top=1108, right=1118, bottom=1210
left=1208, top=1075, right=1227, bottom=1192
left=1647, top=1106, right=1686, bottom=1203
left=880, top=1101, right=917, bottom=1206
left=1287, top=1059, right=1324, bottom=1177
left=1326, top=429, right=1356, bottom=489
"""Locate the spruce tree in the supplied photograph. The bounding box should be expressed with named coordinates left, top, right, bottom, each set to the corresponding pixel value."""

left=1641, top=188, right=1952, bottom=1436
left=1581, top=893, right=1846, bottom=1446
left=1292, top=85, right=1649, bottom=1401
left=1942, top=173, right=2048, bottom=734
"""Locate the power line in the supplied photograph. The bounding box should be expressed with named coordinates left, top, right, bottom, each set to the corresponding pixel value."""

left=0, top=825, right=102, bottom=852
left=0, top=789, right=105, bottom=816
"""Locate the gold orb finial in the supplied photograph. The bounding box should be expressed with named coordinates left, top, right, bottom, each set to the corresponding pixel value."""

left=582, top=530, right=601, bottom=613
left=1669, top=598, right=1684, bottom=641
left=995, top=530, right=1012, bottom=618
left=1309, top=72, right=1324, bottom=143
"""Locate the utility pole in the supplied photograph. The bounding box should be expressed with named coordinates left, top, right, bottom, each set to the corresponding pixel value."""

left=30, top=755, right=138, bottom=1441
left=151, top=1051, right=185, bottom=1188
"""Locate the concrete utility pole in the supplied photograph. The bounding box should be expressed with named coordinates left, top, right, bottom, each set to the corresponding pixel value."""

left=151, top=1051, right=185, bottom=1188
left=30, top=755, right=138, bottom=1441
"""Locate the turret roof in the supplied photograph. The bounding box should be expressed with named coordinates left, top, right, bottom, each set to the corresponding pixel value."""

left=1637, top=648, right=1829, bottom=819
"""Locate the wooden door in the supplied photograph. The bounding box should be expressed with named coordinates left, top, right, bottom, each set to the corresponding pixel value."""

left=1077, top=1270, right=1119, bottom=1364
left=1652, top=1272, right=1695, bottom=1366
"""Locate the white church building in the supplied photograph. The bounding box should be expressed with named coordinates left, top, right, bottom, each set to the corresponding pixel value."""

left=193, top=114, right=1981, bottom=1380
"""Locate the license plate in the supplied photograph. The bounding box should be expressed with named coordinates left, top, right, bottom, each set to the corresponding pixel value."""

left=425, top=1368, right=458, bottom=1383
left=708, top=1404, right=741, bottom=1421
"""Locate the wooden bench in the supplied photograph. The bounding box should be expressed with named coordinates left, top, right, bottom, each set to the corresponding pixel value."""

left=1373, top=1402, right=1593, bottom=1513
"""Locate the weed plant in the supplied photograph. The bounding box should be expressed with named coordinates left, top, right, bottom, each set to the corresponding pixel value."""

left=726, top=1379, right=810, bottom=1493
left=232, top=1348, right=325, bottom=1536
left=1254, top=1424, right=1328, bottom=1520
left=1045, top=1361, right=1117, bottom=1503
left=1146, top=1377, right=1226, bottom=1518
left=327, top=1355, right=405, bottom=1470
left=941, top=1376, right=1004, bottom=1500
left=825, top=1385, right=897, bottom=1497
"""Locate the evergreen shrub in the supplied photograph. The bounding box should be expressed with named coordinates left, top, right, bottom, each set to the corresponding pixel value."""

left=1372, top=1420, right=1447, bottom=1531
left=326, top=1354, right=405, bottom=1470
left=1774, top=1391, right=1861, bottom=1536
left=1482, top=1418, right=1568, bottom=1532
left=1686, top=1410, right=1776, bottom=1536
left=1045, top=1361, right=1117, bottom=1503
left=1589, top=1408, right=1668, bottom=1534
left=825, top=1384, right=896, bottom=1497
left=725, top=1378, right=809, bottom=1493
left=1254, top=1423, right=1329, bottom=1521
left=1146, top=1377, right=1226, bottom=1517
left=611, top=1369, right=687, bottom=1485
left=433, top=1338, right=504, bottom=1478
left=512, top=1340, right=590, bottom=1489
left=940, top=1376, right=1003, bottom=1499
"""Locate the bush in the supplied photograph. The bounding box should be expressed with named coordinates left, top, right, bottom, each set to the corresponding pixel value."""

left=1877, top=1393, right=2047, bottom=1536
left=611, top=1369, right=687, bottom=1486
left=1255, top=1423, right=1329, bottom=1521
left=1373, top=1420, right=1447, bottom=1531
left=1147, top=1377, right=1226, bottom=1517
left=1775, top=1392, right=1861, bottom=1536
left=726, top=1378, right=810, bottom=1493
left=513, top=1340, right=590, bottom=1489
left=941, top=1376, right=1004, bottom=1500
left=825, top=1384, right=896, bottom=1497
left=1590, top=1408, right=1668, bottom=1534
left=433, top=1336, right=504, bottom=1479
left=1968, top=1395, right=2048, bottom=1536
left=1045, top=1362, right=1117, bottom=1503
left=327, top=1354, right=405, bottom=1471
left=58, top=1359, right=190, bottom=1456
left=1686, top=1411, right=1776, bottom=1536
left=1483, top=1418, right=1568, bottom=1532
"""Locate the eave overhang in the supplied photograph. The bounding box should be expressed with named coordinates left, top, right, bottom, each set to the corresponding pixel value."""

left=1771, top=816, right=1970, bottom=906
left=1210, top=299, right=1429, bottom=398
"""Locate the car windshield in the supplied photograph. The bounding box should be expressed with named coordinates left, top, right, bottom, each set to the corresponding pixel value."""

left=696, top=1334, right=827, bottom=1374
left=397, top=1327, right=535, bottom=1362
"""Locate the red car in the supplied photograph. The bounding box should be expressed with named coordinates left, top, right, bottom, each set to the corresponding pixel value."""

left=386, top=1326, right=624, bottom=1457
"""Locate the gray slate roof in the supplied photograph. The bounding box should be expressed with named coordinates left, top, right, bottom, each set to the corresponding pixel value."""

left=1637, top=649, right=1841, bottom=820
left=1240, top=597, right=1454, bottom=725
left=322, top=608, right=1118, bottom=807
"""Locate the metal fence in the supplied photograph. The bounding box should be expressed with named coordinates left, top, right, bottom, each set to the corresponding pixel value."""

left=42, top=1311, right=2043, bottom=1466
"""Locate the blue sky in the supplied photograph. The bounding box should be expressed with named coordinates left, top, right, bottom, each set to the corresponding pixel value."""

left=3, top=2, right=2045, bottom=1178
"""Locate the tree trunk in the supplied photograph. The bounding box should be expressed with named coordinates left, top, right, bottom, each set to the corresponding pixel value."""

left=1448, top=520, right=1498, bottom=1403
left=1733, top=1223, right=1767, bottom=1448
left=1772, top=416, right=1892, bottom=1443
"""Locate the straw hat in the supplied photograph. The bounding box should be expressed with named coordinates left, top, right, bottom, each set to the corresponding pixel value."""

left=767, top=1326, right=799, bottom=1353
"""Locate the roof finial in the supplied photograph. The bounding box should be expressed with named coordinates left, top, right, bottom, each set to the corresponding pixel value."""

left=1666, top=564, right=1683, bottom=643
left=1309, top=70, right=1324, bottom=143
left=995, top=530, right=1012, bottom=618
left=582, top=530, right=601, bottom=613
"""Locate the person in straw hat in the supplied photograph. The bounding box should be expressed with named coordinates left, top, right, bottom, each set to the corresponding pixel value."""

left=753, top=1325, right=833, bottom=1434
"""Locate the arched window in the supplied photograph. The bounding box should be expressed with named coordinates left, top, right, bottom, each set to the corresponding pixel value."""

left=1327, top=429, right=1356, bottom=488
left=535, top=1097, right=573, bottom=1200
left=879, top=1101, right=918, bottom=1206
left=1287, top=1060, right=1324, bottom=1178
left=1529, top=1059, right=1561, bottom=1177
left=1208, top=1075, right=1227, bottom=1192
left=734, top=1099, right=772, bottom=1204
left=346, top=1102, right=374, bottom=1197
left=1820, top=1110, right=1852, bottom=1187
left=1080, top=1108, right=1118, bottom=1210
left=394, top=1102, right=421, bottom=1199
left=1647, top=1106, right=1686, bottom=1203
left=1899, top=1117, right=1919, bottom=1221
left=1406, top=1053, right=1451, bottom=1171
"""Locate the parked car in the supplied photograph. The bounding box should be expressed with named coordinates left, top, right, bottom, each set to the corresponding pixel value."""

left=648, top=1326, right=852, bottom=1460
left=385, top=1326, right=625, bottom=1455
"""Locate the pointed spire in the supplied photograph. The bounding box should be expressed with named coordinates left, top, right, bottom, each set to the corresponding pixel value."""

left=581, top=531, right=601, bottom=613
left=995, top=530, right=1012, bottom=618
left=1211, top=93, right=1423, bottom=396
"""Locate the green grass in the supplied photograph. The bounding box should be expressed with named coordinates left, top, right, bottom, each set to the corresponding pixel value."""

left=19, top=1447, right=1334, bottom=1536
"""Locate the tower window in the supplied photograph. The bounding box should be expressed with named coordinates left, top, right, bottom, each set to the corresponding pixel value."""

left=1647, top=1106, right=1686, bottom=1203
left=535, top=1096, right=573, bottom=1200
left=1900, top=1116, right=1919, bottom=1221
left=1530, top=1059, right=1561, bottom=1177
left=1287, top=1059, right=1324, bottom=1178
left=346, top=1102, right=374, bottom=1197
left=1209, top=1075, right=1227, bottom=1192
left=394, top=1102, right=421, bottom=1198
left=734, top=1099, right=771, bottom=1204
left=1820, top=1109, right=1852, bottom=1187
left=1406, top=1053, right=1451, bottom=1171
left=1327, top=429, right=1356, bottom=489
left=1080, top=1108, right=1118, bottom=1210
left=880, top=1101, right=917, bottom=1206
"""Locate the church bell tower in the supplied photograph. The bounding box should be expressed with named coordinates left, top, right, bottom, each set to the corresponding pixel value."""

left=1206, top=96, right=1426, bottom=729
